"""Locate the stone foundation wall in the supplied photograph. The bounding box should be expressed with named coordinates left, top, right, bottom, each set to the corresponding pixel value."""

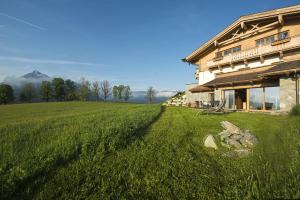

left=280, top=78, right=296, bottom=111
left=185, top=84, right=216, bottom=107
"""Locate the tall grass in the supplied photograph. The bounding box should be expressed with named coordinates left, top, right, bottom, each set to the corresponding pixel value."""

left=1, top=103, right=299, bottom=199
left=0, top=102, right=162, bottom=199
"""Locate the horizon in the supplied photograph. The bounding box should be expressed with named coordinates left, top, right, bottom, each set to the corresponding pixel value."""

left=0, top=0, right=299, bottom=90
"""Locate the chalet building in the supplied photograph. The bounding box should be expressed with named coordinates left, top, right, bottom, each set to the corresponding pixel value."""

left=183, top=5, right=300, bottom=112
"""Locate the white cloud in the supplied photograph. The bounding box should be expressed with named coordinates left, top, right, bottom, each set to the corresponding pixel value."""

left=0, top=12, right=46, bottom=31
left=0, top=56, right=101, bottom=67
left=156, top=91, right=177, bottom=97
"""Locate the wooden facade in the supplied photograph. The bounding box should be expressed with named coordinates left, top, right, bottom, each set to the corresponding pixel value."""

left=184, top=5, right=300, bottom=112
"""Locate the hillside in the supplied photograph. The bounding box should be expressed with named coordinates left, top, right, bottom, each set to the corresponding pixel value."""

left=0, top=102, right=300, bottom=199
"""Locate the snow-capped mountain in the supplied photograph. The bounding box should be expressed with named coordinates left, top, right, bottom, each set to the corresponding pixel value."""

left=21, top=70, right=50, bottom=80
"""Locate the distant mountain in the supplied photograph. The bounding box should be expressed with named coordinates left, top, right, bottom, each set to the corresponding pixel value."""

left=130, top=90, right=177, bottom=103
left=2, top=70, right=177, bottom=103
left=21, top=70, right=50, bottom=80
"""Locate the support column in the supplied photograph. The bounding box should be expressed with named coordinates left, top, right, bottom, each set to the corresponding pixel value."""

left=246, top=88, right=250, bottom=112
left=221, top=90, right=225, bottom=100
left=296, top=78, right=299, bottom=105
left=262, top=87, right=266, bottom=111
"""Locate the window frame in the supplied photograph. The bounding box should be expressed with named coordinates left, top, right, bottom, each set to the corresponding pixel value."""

left=255, top=31, right=289, bottom=47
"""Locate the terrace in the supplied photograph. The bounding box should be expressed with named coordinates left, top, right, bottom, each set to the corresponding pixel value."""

left=207, top=34, right=300, bottom=68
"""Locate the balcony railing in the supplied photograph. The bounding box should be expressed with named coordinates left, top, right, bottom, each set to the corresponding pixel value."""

left=207, top=34, right=300, bottom=68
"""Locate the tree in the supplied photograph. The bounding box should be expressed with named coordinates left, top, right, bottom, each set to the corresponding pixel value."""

left=112, top=86, right=119, bottom=101
left=146, top=86, right=156, bottom=103
left=78, top=77, right=90, bottom=101
left=100, top=80, right=111, bottom=101
left=40, top=81, right=52, bottom=102
left=65, top=79, right=77, bottom=101
left=91, top=81, right=101, bottom=101
left=20, top=83, right=35, bottom=103
left=123, top=85, right=132, bottom=102
left=117, top=85, right=125, bottom=101
left=52, top=78, right=65, bottom=101
left=0, top=84, right=14, bottom=104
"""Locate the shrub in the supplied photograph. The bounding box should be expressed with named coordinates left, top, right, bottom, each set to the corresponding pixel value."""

left=289, top=104, right=300, bottom=116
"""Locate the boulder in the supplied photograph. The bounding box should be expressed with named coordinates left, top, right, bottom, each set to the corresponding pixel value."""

left=220, top=141, right=231, bottom=149
left=239, top=134, right=258, bottom=148
left=218, top=130, right=232, bottom=140
left=204, top=135, right=218, bottom=150
left=234, top=149, right=251, bottom=158
left=229, top=133, right=243, bottom=141
left=221, top=121, right=242, bottom=134
left=224, top=138, right=243, bottom=149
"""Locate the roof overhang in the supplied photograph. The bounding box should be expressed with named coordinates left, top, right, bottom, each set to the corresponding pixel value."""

left=189, top=85, right=214, bottom=93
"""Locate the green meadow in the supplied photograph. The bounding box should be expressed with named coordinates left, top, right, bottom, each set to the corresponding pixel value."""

left=0, top=102, right=300, bottom=199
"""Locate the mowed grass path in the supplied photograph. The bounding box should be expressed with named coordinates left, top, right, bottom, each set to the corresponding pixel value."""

left=1, top=103, right=300, bottom=199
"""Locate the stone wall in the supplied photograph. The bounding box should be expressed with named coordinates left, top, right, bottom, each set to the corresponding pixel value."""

left=280, top=78, right=296, bottom=111
left=185, top=84, right=223, bottom=107
left=214, top=89, right=222, bottom=101
left=185, top=84, right=210, bottom=106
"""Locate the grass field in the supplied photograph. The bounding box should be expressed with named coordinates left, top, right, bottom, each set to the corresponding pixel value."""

left=0, top=102, right=300, bottom=199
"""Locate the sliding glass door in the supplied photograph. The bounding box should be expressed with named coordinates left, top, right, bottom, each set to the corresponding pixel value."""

left=250, top=86, right=280, bottom=110
left=250, top=88, right=263, bottom=110
left=265, top=87, right=280, bottom=110
left=224, top=90, right=235, bottom=109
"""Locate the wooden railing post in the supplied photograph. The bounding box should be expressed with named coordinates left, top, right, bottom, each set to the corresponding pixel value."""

left=246, top=88, right=250, bottom=112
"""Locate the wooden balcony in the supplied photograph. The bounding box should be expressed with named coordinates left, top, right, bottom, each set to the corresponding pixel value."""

left=207, top=34, right=300, bottom=68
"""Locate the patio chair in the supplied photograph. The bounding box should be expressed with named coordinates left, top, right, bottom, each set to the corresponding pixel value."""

left=195, top=99, right=226, bottom=116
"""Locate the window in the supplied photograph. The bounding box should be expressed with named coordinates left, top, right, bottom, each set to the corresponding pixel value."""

left=265, top=87, right=280, bottom=110
left=278, top=31, right=289, bottom=41
left=265, top=35, right=275, bottom=44
left=215, top=51, right=223, bottom=58
left=225, top=90, right=235, bottom=109
left=232, top=46, right=241, bottom=53
left=223, top=46, right=241, bottom=56
left=256, top=35, right=275, bottom=47
left=250, top=88, right=263, bottom=110
left=256, top=31, right=289, bottom=47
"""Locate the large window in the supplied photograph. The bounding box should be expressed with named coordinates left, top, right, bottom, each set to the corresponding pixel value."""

left=215, top=46, right=241, bottom=58
left=223, top=46, right=241, bottom=56
left=265, top=87, right=280, bottom=110
left=255, top=31, right=289, bottom=47
left=250, top=88, right=263, bottom=110
left=278, top=31, right=289, bottom=41
left=225, top=90, right=235, bottom=109
left=256, top=35, right=275, bottom=47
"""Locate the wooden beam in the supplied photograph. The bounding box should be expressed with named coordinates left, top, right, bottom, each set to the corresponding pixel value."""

left=278, top=14, right=284, bottom=26
left=262, top=87, right=266, bottom=111
left=218, top=65, right=223, bottom=72
left=221, top=90, right=225, bottom=100
left=246, top=88, right=250, bottom=112
left=260, top=55, right=264, bottom=63
left=279, top=51, right=284, bottom=59
left=241, top=21, right=247, bottom=30
left=219, top=21, right=279, bottom=46
left=214, top=40, right=218, bottom=47
left=296, top=78, right=299, bottom=105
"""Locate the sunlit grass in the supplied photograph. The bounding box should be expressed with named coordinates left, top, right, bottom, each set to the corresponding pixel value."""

left=0, top=103, right=299, bottom=199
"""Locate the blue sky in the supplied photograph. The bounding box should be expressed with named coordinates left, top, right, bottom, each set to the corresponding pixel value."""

left=0, top=0, right=299, bottom=90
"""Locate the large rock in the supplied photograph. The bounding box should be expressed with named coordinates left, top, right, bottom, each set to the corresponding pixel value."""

left=218, top=130, right=232, bottom=140
left=221, top=121, right=242, bottom=134
left=224, top=138, right=243, bottom=149
left=204, top=135, right=218, bottom=150
left=239, top=132, right=258, bottom=148
left=234, top=149, right=251, bottom=158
